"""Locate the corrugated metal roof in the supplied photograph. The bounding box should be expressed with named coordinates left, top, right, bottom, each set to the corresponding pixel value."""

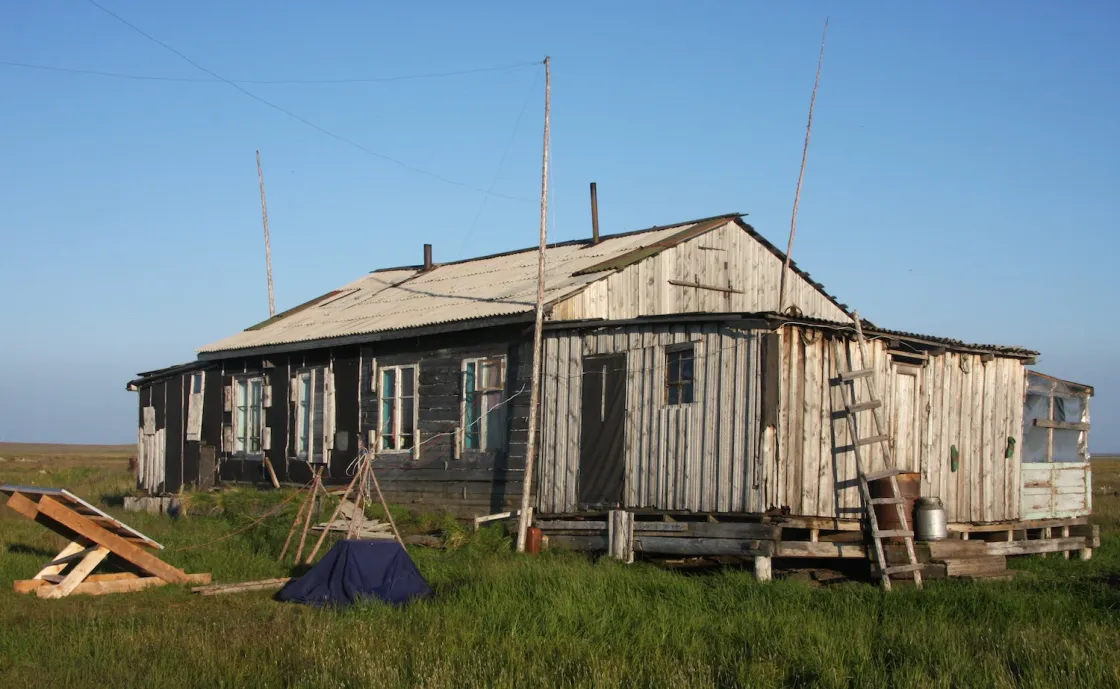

left=199, top=215, right=742, bottom=354
left=761, top=313, right=1039, bottom=358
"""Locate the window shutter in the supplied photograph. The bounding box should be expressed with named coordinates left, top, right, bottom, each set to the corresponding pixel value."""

left=369, top=358, right=378, bottom=393
left=367, top=429, right=377, bottom=451
left=290, top=376, right=299, bottom=402
left=262, top=428, right=271, bottom=451
left=222, top=423, right=233, bottom=452
left=324, top=368, right=336, bottom=450
left=223, top=384, right=233, bottom=412
left=263, top=384, right=273, bottom=408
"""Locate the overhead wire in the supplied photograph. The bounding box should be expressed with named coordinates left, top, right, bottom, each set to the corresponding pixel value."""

left=456, top=69, right=542, bottom=256
left=0, top=58, right=540, bottom=84
left=82, top=0, right=539, bottom=203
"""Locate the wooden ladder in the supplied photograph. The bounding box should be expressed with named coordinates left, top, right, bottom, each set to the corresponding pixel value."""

left=834, top=314, right=923, bottom=591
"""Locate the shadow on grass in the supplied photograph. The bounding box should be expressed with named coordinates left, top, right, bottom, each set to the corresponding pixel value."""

left=6, top=543, right=57, bottom=558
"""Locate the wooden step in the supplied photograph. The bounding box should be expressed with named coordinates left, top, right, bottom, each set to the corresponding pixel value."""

left=840, top=368, right=875, bottom=381
left=863, top=467, right=902, bottom=482
left=869, top=497, right=904, bottom=506
left=883, top=563, right=923, bottom=575
left=846, top=400, right=882, bottom=413
left=873, top=529, right=914, bottom=539
left=854, top=434, right=890, bottom=447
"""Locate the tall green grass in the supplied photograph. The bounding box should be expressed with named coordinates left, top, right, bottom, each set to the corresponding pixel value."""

left=0, top=457, right=1118, bottom=688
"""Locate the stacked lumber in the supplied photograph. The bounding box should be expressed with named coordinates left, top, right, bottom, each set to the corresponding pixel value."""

left=311, top=500, right=393, bottom=540
left=886, top=540, right=1013, bottom=581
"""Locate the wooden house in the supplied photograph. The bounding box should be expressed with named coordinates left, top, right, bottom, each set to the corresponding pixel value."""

left=129, top=213, right=1097, bottom=573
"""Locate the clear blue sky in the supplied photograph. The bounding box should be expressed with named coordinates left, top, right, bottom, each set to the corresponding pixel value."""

left=1, top=1, right=1116, bottom=450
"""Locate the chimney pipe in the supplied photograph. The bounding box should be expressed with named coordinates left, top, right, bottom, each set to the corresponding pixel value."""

left=423, top=243, right=433, bottom=271
left=589, top=182, right=600, bottom=244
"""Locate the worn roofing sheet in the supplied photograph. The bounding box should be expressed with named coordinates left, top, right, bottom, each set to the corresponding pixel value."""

left=199, top=215, right=741, bottom=354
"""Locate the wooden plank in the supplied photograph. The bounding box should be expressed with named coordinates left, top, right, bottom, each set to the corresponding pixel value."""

left=39, top=546, right=111, bottom=599
left=944, top=556, right=1007, bottom=577
left=33, top=541, right=87, bottom=580
left=1033, top=419, right=1090, bottom=431
left=840, top=368, right=875, bottom=381
left=34, top=496, right=189, bottom=584
left=802, top=333, right=822, bottom=516
left=34, top=573, right=210, bottom=598
left=775, top=541, right=867, bottom=558
left=947, top=516, right=1088, bottom=533
left=15, top=572, right=139, bottom=594
left=192, top=577, right=291, bottom=596
left=538, top=520, right=608, bottom=532
left=634, top=535, right=775, bottom=557
left=666, top=279, right=743, bottom=294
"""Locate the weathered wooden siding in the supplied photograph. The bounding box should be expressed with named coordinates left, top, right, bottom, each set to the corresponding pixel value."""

left=769, top=326, right=1027, bottom=523
left=538, top=323, right=763, bottom=514
left=1021, top=463, right=1091, bottom=519
left=549, top=221, right=849, bottom=323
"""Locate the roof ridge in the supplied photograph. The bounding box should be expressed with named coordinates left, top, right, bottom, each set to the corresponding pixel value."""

left=370, top=212, right=743, bottom=273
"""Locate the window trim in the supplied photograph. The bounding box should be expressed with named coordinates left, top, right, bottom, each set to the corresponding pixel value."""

left=665, top=345, right=695, bottom=406
left=232, top=375, right=266, bottom=458
left=461, top=356, right=508, bottom=453
left=378, top=365, right=419, bottom=453
left=292, top=367, right=327, bottom=463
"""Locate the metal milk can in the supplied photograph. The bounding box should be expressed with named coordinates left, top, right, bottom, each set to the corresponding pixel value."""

left=914, top=496, right=948, bottom=541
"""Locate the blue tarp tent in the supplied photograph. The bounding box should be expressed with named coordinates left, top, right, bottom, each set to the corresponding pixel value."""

left=277, top=540, right=433, bottom=607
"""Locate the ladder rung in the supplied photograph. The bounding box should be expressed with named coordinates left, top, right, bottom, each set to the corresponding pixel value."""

left=854, top=434, right=890, bottom=447
left=869, top=497, right=904, bottom=506
left=873, top=529, right=914, bottom=539
left=840, top=368, right=875, bottom=381
left=846, top=400, right=882, bottom=413
left=864, top=468, right=902, bottom=482
left=884, top=563, right=924, bottom=575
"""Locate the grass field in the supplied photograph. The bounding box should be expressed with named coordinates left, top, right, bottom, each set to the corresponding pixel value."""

left=0, top=445, right=1118, bottom=688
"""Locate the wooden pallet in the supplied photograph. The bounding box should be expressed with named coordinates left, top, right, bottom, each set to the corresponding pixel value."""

left=2, top=485, right=210, bottom=598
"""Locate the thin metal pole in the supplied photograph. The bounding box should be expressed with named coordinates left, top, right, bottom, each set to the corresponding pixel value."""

left=256, top=149, right=276, bottom=318
left=778, top=18, right=828, bottom=315
left=516, top=56, right=550, bottom=552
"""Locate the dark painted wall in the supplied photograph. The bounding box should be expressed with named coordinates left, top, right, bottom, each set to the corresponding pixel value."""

left=134, top=324, right=533, bottom=513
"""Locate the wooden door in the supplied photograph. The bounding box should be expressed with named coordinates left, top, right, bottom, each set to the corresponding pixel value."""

left=889, top=364, right=924, bottom=473
left=578, top=355, right=627, bottom=508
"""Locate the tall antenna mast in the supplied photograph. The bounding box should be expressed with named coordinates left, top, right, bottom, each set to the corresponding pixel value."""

left=778, top=18, right=828, bottom=315
left=517, top=56, right=550, bottom=553
left=256, top=149, right=276, bottom=318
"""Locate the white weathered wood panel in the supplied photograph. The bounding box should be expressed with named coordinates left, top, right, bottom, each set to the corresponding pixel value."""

left=551, top=222, right=849, bottom=323
left=1020, top=462, right=1091, bottom=519
left=768, top=326, right=1028, bottom=522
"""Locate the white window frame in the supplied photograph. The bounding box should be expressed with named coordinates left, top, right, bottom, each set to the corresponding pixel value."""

left=292, top=368, right=327, bottom=463
left=461, top=356, right=507, bottom=452
left=378, top=365, right=418, bottom=453
left=232, top=375, right=266, bottom=457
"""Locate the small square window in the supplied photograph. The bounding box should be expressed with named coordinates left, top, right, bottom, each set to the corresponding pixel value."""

left=666, top=347, right=694, bottom=405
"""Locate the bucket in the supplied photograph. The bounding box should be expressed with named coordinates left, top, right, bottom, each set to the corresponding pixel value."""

left=868, top=472, right=920, bottom=542
left=525, top=527, right=543, bottom=554
left=914, top=496, right=948, bottom=541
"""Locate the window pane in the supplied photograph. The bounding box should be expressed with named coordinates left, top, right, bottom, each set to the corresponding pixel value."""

left=484, top=391, right=504, bottom=450
left=481, top=360, right=503, bottom=390
left=382, top=369, right=396, bottom=399
left=401, top=397, right=415, bottom=436
left=298, top=374, right=311, bottom=457
left=668, top=385, right=679, bottom=406
left=465, top=362, right=476, bottom=392
left=667, top=351, right=680, bottom=384
left=682, top=382, right=694, bottom=404
left=382, top=398, right=395, bottom=444
left=192, top=374, right=203, bottom=394
left=402, top=368, right=415, bottom=397
left=1053, top=429, right=1081, bottom=462
left=465, top=392, right=480, bottom=449
left=681, top=351, right=694, bottom=382
left=401, top=433, right=414, bottom=450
